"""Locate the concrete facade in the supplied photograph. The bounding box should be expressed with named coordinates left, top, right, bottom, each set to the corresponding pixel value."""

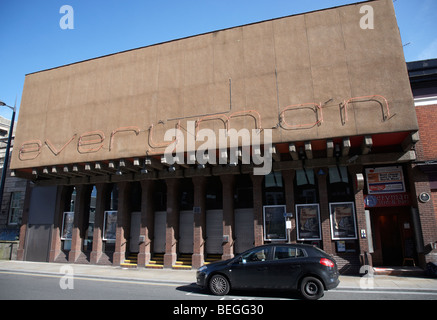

left=11, top=0, right=433, bottom=274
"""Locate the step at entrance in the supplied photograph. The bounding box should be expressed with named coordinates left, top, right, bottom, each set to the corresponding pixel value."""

left=121, top=253, right=138, bottom=268
left=205, top=254, right=222, bottom=265
left=173, top=254, right=192, bottom=270
left=146, top=253, right=164, bottom=269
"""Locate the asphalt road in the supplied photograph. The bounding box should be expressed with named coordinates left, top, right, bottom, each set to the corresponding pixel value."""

left=1, top=270, right=437, bottom=301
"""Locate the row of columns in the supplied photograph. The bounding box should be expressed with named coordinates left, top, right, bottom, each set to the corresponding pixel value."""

left=47, top=167, right=371, bottom=269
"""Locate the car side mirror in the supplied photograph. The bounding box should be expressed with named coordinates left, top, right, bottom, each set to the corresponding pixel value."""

left=238, top=257, right=247, bottom=264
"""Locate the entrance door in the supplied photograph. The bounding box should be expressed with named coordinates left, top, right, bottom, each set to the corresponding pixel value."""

left=154, top=211, right=166, bottom=253
left=129, top=212, right=141, bottom=253
left=234, top=208, right=254, bottom=254
left=179, top=210, right=194, bottom=253
left=371, top=207, right=415, bottom=266
left=206, top=210, right=223, bottom=254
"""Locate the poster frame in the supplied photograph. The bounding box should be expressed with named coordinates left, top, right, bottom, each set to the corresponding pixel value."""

left=295, top=203, right=322, bottom=241
left=329, top=202, right=358, bottom=240
left=263, top=205, right=287, bottom=241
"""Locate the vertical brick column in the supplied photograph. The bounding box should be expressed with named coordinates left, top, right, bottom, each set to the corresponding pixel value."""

left=138, top=179, right=155, bottom=267
left=192, top=176, right=207, bottom=269
left=251, top=174, right=264, bottom=247
left=348, top=165, right=372, bottom=267
left=164, top=178, right=180, bottom=268
left=17, top=181, right=33, bottom=261
left=113, top=182, right=131, bottom=266
left=90, top=183, right=111, bottom=264
left=221, top=175, right=235, bottom=260
left=49, top=186, right=71, bottom=262
left=283, top=170, right=296, bottom=242
left=69, top=185, right=92, bottom=263
left=317, top=168, right=334, bottom=255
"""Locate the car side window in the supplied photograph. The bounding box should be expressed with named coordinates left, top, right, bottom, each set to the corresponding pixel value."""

left=274, top=246, right=305, bottom=260
left=241, top=247, right=270, bottom=264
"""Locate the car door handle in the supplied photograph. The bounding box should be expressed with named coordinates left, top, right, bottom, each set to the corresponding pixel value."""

left=257, top=267, right=268, bottom=271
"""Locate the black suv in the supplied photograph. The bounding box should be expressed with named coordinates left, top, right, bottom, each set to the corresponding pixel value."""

left=197, top=244, right=340, bottom=300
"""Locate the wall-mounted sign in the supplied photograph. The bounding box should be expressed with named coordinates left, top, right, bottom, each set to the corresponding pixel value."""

left=365, top=166, right=405, bottom=194
left=295, top=204, right=322, bottom=241
left=364, top=192, right=411, bottom=208
left=263, top=205, right=287, bottom=241
left=329, top=202, right=357, bottom=240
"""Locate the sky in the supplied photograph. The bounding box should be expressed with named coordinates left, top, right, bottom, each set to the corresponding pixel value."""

left=0, top=0, right=436, bottom=119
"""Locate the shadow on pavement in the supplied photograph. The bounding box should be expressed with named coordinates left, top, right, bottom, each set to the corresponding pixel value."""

left=176, top=283, right=303, bottom=300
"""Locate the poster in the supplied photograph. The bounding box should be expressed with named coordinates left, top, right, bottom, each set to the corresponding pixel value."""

left=263, top=205, right=287, bottom=241
left=365, top=166, right=405, bottom=194
left=329, top=202, right=357, bottom=240
left=61, top=211, right=74, bottom=240
left=296, top=204, right=321, bottom=241
left=103, top=211, right=117, bottom=241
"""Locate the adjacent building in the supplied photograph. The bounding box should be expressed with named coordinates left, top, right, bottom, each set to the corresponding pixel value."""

left=408, top=59, right=437, bottom=266
left=10, top=0, right=436, bottom=273
left=0, top=117, right=28, bottom=260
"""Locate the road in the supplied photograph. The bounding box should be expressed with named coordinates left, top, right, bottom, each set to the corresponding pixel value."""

left=1, top=270, right=436, bottom=301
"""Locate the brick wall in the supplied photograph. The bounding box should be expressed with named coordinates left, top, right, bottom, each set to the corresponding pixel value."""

left=432, top=190, right=437, bottom=228
left=415, top=104, right=437, bottom=161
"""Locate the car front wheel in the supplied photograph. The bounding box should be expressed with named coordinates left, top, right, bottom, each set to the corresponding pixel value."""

left=300, top=276, right=324, bottom=300
left=209, top=274, right=230, bottom=296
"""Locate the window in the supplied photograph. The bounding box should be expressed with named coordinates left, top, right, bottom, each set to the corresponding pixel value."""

left=84, top=186, right=97, bottom=251
left=234, top=174, right=253, bottom=209
left=241, top=247, right=271, bottom=264
left=8, top=192, right=23, bottom=225
left=154, top=180, right=167, bottom=211
left=206, top=176, right=222, bottom=210
left=263, top=172, right=285, bottom=205
left=180, top=178, right=194, bottom=211
left=103, top=211, right=117, bottom=241
left=294, top=169, right=318, bottom=204
left=273, top=246, right=305, bottom=260
left=328, top=166, right=353, bottom=202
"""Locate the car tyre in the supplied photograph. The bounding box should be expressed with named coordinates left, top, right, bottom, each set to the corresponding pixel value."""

left=209, top=274, right=230, bottom=296
left=300, top=276, right=324, bottom=300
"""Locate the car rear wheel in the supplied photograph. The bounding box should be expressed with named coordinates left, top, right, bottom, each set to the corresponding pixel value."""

left=209, top=274, right=230, bottom=296
left=300, top=276, right=324, bottom=300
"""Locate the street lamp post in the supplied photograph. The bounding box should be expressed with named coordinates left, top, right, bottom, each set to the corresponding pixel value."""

left=0, top=100, right=16, bottom=211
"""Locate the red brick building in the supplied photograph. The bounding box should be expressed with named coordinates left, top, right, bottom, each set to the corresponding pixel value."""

left=408, top=59, right=437, bottom=264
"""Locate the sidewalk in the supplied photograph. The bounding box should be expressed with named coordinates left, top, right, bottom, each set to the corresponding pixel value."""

left=1, top=260, right=437, bottom=292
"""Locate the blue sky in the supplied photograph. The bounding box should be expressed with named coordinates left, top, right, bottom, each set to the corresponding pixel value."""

left=0, top=0, right=436, bottom=119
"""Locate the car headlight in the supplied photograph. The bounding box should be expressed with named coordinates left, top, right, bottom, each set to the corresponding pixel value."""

left=198, top=265, right=208, bottom=272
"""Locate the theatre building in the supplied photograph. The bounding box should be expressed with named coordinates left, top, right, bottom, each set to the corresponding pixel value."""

left=11, top=0, right=436, bottom=273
